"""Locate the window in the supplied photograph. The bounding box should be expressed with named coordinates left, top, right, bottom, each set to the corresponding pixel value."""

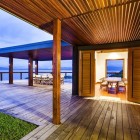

left=106, top=59, right=124, bottom=78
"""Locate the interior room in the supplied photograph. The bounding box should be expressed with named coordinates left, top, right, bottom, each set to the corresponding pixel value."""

left=95, top=49, right=128, bottom=100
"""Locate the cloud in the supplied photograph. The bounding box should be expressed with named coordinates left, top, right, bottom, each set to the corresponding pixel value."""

left=0, top=9, right=72, bottom=69
left=0, top=9, right=53, bottom=48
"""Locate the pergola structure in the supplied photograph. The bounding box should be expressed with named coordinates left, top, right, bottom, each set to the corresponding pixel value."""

left=0, top=40, right=72, bottom=85
left=0, top=0, right=140, bottom=124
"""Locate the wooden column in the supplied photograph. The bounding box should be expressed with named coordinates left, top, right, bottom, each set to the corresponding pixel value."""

left=35, top=60, right=38, bottom=75
left=0, top=73, right=2, bottom=81
left=72, top=46, right=79, bottom=95
left=28, top=55, right=33, bottom=86
left=52, top=19, right=61, bottom=124
left=9, top=57, right=13, bottom=84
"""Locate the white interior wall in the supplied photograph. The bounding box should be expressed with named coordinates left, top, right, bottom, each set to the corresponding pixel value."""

left=95, top=51, right=128, bottom=83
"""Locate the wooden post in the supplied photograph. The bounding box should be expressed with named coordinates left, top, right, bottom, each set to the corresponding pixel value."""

left=9, top=57, right=13, bottom=84
left=35, top=60, right=38, bottom=75
left=72, top=46, right=79, bottom=95
left=52, top=19, right=61, bottom=124
left=28, top=55, right=33, bottom=86
left=20, top=72, right=22, bottom=80
left=0, top=73, right=2, bottom=81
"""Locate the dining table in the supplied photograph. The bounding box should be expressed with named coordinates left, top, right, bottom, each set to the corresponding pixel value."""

left=105, top=77, right=122, bottom=93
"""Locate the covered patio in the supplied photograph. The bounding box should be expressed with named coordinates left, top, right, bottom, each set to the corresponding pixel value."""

left=0, top=0, right=140, bottom=139
left=0, top=40, right=72, bottom=86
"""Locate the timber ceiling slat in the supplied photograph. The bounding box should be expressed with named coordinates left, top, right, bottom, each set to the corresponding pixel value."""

left=135, top=5, right=140, bottom=39
left=110, top=8, right=115, bottom=42
left=0, top=0, right=140, bottom=45
left=72, top=16, right=93, bottom=43
left=31, top=1, right=57, bottom=19
left=128, top=2, right=135, bottom=40
left=117, top=6, right=120, bottom=42
left=95, top=12, right=105, bottom=42
left=83, top=0, right=93, bottom=11
left=114, top=7, right=117, bottom=42
left=13, top=0, right=47, bottom=23
left=0, top=0, right=45, bottom=25
left=89, top=12, right=100, bottom=43
left=63, top=18, right=93, bottom=44
left=133, top=2, right=140, bottom=39
left=88, top=13, right=101, bottom=42
left=102, top=8, right=111, bottom=43
left=91, top=0, right=98, bottom=9
left=42, top=0, right=71, bottom=18
left=78, top=16, right=94, bottom=43
left=132, top=2, right=140, bottom=40
left=131, top=2, right=138, bottom=39
left=122, top=4, right=126, bottom=42
left=108, top=7, right=114, bottom=42
left=14, top=0, right=52, bottom=22
left=120, top=5, right=122, bottom=41
left=126, top=3, right=130, bottom=40
left=126, top=3, right=131, bottom=40
left=99, top=10, right=108, bottom=43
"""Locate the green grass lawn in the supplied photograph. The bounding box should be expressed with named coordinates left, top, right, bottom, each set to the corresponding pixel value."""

left=0, top=112, right=37, bottom=140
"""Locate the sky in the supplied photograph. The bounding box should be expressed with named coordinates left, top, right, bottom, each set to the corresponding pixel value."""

left=0, top=9, right=72, bottom=69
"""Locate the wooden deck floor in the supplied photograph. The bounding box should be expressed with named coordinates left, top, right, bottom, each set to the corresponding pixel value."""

left=0, top=81, right=139, bottom=140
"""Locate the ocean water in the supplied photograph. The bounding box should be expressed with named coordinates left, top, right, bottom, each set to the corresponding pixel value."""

left=0, top=69, right=72, bottom=82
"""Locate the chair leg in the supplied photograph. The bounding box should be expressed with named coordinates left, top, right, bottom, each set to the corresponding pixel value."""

left=124, top=86, right=126, bottom=93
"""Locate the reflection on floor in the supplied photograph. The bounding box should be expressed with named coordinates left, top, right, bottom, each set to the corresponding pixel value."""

left=95, top=84, right=126, bottom=101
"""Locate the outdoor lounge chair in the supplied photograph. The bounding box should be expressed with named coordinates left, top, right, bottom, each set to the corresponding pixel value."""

left=47, top=73, right=53, bottom=85
left=34, top=75, right=42, bottom=84
left=40, top=74, right=49, bottom=85
left=33, top=74, right=36, bottom=83
left=61, top=73, right=65, bottom=84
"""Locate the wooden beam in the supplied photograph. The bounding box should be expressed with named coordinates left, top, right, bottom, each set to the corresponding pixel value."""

left=28, top=55, right=33, bottom=86
left=78, top=40, right=140, bottom=51
left=52, top=19, right=61, bottom=124
left=35, top=60, right=38, bottom=75
left=9, top=57, right=13, bottom=84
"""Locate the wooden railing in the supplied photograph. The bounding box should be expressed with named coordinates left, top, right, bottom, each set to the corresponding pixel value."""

left=0, top=71, right=72, bottom=81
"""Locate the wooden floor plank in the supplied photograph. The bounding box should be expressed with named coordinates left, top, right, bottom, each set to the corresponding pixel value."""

left=0, top=82, right=139, bottom=140
left=81, top=100, right=106, bottom=140
left=115, top=101, right=124, bottom=140
left=98, top=101, right=114, bottom=140
left=90, top=101, right=110, bottom=140
left=45, top=100, right=93, bottom=140
left=67, top=100, right=101, bottom=140
left=33, top=99, right=88, bottom=140
left=107, top=101, right=117, bottom=140
left=122, top=102, right=132, bottom=140
left=126, top=103, right=140, bottom=140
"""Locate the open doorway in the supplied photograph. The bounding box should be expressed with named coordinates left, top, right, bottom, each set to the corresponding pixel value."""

left=95, top=49, right=128, bottom=100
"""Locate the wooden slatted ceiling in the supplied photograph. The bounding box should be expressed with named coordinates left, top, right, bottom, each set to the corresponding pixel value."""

left=0, top=0, right=140, bottom=45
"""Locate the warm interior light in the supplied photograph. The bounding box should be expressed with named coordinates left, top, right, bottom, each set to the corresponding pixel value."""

left=108, top=53, right=119, bottom=59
